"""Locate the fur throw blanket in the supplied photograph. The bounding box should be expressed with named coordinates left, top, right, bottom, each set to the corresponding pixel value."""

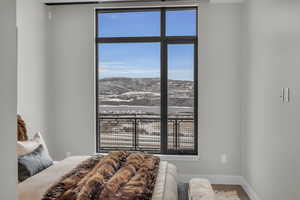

left=17, top=115, right=28, bottom=141
left=42, top=151, right=160, bottom=200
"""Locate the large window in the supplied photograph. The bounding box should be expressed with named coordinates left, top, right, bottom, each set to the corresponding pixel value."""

left=96, top=8, right=198, bottom=155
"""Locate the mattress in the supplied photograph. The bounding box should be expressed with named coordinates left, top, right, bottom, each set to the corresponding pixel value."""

left=18, top=156, right=178, bottom=200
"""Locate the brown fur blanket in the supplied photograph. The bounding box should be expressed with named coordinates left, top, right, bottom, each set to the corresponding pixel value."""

left=17, top=115, right=28, bottom=141
left=42, top=151, right=160, bottom=200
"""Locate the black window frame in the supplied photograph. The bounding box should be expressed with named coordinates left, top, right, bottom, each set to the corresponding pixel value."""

left=95, top=7, right=198, bottom=155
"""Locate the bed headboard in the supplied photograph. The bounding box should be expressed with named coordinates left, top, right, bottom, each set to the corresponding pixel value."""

left=17, top=115, right=28, bottom=141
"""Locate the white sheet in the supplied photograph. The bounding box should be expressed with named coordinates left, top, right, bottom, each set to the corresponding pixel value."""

left=18, top=156, right=178, bottom=200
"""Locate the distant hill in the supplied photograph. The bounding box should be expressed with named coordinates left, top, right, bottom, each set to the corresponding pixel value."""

left=99, top=77, right=194, bottom=107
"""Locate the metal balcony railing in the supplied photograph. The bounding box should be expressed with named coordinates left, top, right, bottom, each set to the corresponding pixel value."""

left=96, top=114, right=195, bottom=153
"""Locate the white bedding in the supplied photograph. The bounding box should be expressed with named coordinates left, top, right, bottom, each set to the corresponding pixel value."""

left=18, top=156, right=178, bottom=200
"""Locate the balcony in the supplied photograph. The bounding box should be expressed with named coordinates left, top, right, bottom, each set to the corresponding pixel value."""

left=96, top=114, right=195, bottom=154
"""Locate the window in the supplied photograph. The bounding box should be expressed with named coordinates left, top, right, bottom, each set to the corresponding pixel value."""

left=166, top=10, right=197, bottom=36
left=96, top=8, right=198, bottom=155
left=97, top=11, right=160, bottom=37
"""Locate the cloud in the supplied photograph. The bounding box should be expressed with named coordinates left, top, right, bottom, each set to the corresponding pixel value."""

left=101, top=61, right=125, bottom=66
left=99, top=61, right=193, bottom=80
left=99, top=62, right=160, bottom=78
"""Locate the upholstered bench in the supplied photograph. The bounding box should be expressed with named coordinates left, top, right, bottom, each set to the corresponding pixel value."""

left=188, top=179, right=215, bottom=200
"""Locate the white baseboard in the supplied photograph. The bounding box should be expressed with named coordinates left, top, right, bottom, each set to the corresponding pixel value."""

left=240, top=177, right=262, bottom=200
left=178, top=174, right=261, bottom=200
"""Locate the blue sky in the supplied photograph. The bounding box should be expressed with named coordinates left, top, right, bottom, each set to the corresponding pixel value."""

left=98, top=10, right=196, bottom=81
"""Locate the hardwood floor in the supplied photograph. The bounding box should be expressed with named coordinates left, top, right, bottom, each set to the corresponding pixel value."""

left=212, top=184, right=250, bottom=200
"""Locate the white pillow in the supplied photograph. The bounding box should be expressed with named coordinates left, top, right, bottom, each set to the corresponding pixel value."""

left=17, top=132, right=51, bottom=159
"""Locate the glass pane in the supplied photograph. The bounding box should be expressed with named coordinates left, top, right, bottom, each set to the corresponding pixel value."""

left=167, top=44, right=195, bottom=151
left=98, top=43, right=161, bottom=151
left=166, top=9, right=197, bottom=36
left=98, top=11, right=160, bottom=37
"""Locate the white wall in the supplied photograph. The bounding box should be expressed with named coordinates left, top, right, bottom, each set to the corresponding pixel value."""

left=0, top=0, right=18, bottom=199
left=46, top=1, right=243, bottom=176
left=242, top=1, right=300, bottom=200
left=46, top=4, right=96, bottom=160
left=17, top=0, right=49, bottom=139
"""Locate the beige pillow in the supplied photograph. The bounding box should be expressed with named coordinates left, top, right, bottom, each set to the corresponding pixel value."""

left=17, top=132, right=51, bottom=159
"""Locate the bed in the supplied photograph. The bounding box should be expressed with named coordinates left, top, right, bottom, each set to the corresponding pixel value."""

left=17, top=116, right=178, bottom=200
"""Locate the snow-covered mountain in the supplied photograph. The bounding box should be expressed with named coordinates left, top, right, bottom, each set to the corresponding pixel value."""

left=99, top=77, right=194, bottom=107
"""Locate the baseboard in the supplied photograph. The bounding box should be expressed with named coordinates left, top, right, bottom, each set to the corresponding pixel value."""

left=240, top=177, right=262, bottom=200
left=178, top=174, right=261, bottom=200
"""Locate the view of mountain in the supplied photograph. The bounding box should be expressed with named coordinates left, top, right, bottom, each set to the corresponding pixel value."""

left=98, top=77, right=195, bottom=150
left=99, top=77, right=194, bottom=107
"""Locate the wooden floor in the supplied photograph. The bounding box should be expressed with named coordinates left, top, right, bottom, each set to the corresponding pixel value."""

left=212, top=185, right=250, bottom=200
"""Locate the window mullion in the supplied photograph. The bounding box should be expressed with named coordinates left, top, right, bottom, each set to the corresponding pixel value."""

left=194, top=41, right=198, bottom=155
left=160, top=8, right=168, bottom=154
left=96, top=37, right=161, bottom=43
